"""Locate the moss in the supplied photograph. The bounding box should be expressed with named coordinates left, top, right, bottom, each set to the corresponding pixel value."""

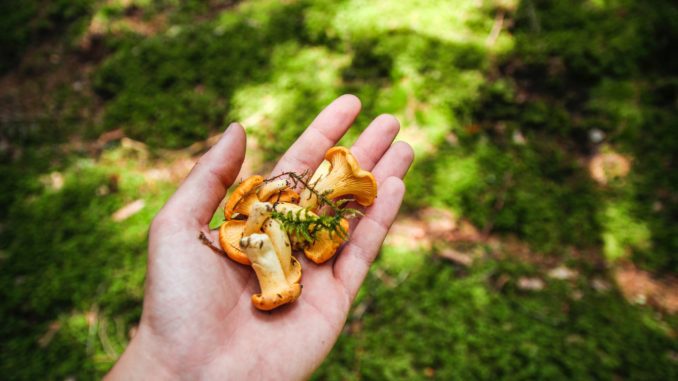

left=315, top=258, right=678, bottom=381
left=2, top=0, right=677, bottom=378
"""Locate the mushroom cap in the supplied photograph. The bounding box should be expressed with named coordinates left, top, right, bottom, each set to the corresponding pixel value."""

left=224, top=175, right=264, bottom=220
left=251, top=281, right=301, bottom=311
left=218, top=220, right=249, bottom=265
left=257, top=179, right=288, bottom=200
left=324, top=147, right=377, bottom=206
left=300, top=147, right=377, bottom=209
left=265, top=188, right=300, bottom=204
left=304, top=218, right=350, bottom=264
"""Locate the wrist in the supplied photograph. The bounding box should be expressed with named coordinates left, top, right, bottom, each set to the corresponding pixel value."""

left=105, top=325, right=178, bottom=381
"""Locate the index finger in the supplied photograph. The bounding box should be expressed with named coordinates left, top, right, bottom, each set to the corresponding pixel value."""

left=270, top=94, right=361, bottom=176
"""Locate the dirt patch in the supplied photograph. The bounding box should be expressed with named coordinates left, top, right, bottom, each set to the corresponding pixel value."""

left=614, top=263, right=678, bottom=314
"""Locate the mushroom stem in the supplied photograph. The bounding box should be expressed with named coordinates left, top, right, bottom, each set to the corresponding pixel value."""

left=243, top=202, right=274, bottom=236
left=244, top=202, right=301, bottom=283
left=240, top=234, right=301, bottom=310
left=262, top=218, right=302, bottom=284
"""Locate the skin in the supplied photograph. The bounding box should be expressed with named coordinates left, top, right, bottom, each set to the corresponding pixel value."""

left=106, top=95, right=414, bottom=380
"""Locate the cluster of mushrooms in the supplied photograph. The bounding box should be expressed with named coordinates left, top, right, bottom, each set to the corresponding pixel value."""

left=218, top=147, right=377, bottom=311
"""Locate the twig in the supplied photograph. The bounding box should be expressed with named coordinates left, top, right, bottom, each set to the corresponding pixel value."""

left=265, top=171, right=362, bottom=243
left=485, top=10, right=505, bottom=47
left=199, top=231, right=228, bottom=257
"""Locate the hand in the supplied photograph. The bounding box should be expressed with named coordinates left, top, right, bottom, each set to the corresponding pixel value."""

left=106, top=95, right=414, bottom=380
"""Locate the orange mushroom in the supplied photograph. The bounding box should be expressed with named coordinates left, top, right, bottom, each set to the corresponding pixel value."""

left=240, top=234, right=302, bottom=311
left=224, top=176, right=300, bottom=220
left=304, top=218, right=350, bottom=264
left=257, top=179, right=288, bottom=200
left=300, top=147, right=377, bottom=210
left=223, top=175, right=264, bottom=220
left=273, top=203, right=350, bottom=264
left=218, top=220, right=249, bottom=265
left=244, top=202, right=301, bottom=283
left=265, top=188, right=300, bottom=204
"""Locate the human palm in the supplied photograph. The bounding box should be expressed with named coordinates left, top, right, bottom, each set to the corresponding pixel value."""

left=107, top=95, right=413, bottom=380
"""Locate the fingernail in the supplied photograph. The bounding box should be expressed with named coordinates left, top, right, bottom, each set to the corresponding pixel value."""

left=223, top=122, right=240, bottom=137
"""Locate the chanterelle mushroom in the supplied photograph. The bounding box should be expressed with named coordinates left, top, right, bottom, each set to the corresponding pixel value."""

left=273, top=203, right=350, bottom=264
left=218, top=220, right=248, bottom=265
left=224, top=176, right=300, bottom=220
left=240, top=234, right=302, bottom=311
left=244, top=202, right=301, bottom=283
left=257, top=179, right=289, bottom=200
left=300, top=147, right=377, bottom=210
left=224, top=175, right=264, bottom=220
left=304, top=218, right=350, bottom=264
left=263, top=218, right=302, bottom=284
left=243, top=201, right=274, bottom=236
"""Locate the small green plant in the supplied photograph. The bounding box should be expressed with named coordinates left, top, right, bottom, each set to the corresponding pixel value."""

left=265, top=171, right=363, bottom=244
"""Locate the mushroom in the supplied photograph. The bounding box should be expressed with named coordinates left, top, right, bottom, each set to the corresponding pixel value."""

left=243, top=202, right=274, bottom=236
left=263, top=218, right=302, bottom=283
left=304, top=218, right=350, bottom=264
left=273, top=203, right=350, bottom=264
left=224, top=175, right=264, bottom=220
left=218, top=220, right=249, bottom=265
left=308, top=159, right=331, bottom=186
left=224, top=176, right=300, bottom=220
left=244, top=202, right=301, bottom=283
left=259, top=179, right=301, bottom=205
left=240, top=233, right=302, bottom=311
left=257, top=179, right=288, bottom=200
left=265, top=188, right=300, bottom=204
left=299, top=147, right=377, bottom=210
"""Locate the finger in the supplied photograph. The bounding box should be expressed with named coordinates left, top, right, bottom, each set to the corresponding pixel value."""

left=349, top=114, right=400, bottom=170
left=160, top=123, right=246, bottom=225
left=370, top=141, right=415, bottom=182
left=333, top=177, right=406, bottom=300
left=344, top=141, right=414, bottom=235
left=271, top=94, right=361, bottom=175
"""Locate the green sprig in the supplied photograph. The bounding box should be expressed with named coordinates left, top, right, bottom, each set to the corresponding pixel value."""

left=265, top=171, right=363, bottom=243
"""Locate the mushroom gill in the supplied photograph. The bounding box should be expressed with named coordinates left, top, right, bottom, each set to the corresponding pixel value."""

left=299, top=147, right=377, bottom=210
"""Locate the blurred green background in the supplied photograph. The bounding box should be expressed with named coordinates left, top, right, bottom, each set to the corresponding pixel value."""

left=1, top=0, right=677, bottom=379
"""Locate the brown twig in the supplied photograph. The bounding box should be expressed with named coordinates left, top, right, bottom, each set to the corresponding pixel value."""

left=199, top=231, right=228, bottom=257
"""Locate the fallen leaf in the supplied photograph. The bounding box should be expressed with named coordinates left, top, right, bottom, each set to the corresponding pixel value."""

left=438, top=248, right=473, bottom=267
left=517, top=277, right=545, bottom=291
left=38, top=321, right=61, bottom=348
left=112, top=199, right=145, bottom=221
left=548, top=266, right=577, bottom=280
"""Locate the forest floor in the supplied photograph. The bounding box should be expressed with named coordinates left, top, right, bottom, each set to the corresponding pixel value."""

left=1, top=1, right=676, bottom=379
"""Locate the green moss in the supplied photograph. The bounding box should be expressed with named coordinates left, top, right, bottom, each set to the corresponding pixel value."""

left=0, top=146, right=173, bottom=378
left=0, top=0, right=95, bottom=72
left=2, top=0, right=677, bottom=378
left=315, top=258, right=678, bottom=381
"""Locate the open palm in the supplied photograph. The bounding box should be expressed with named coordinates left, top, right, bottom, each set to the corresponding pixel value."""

left=107, top=95, right=414, bottom=380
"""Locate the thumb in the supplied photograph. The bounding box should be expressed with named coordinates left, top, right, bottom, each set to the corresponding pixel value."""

left=161, top=123, right=246, bottom=225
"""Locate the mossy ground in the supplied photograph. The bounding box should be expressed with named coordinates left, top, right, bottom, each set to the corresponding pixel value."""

left=1, top=0, right=676, bottom=379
